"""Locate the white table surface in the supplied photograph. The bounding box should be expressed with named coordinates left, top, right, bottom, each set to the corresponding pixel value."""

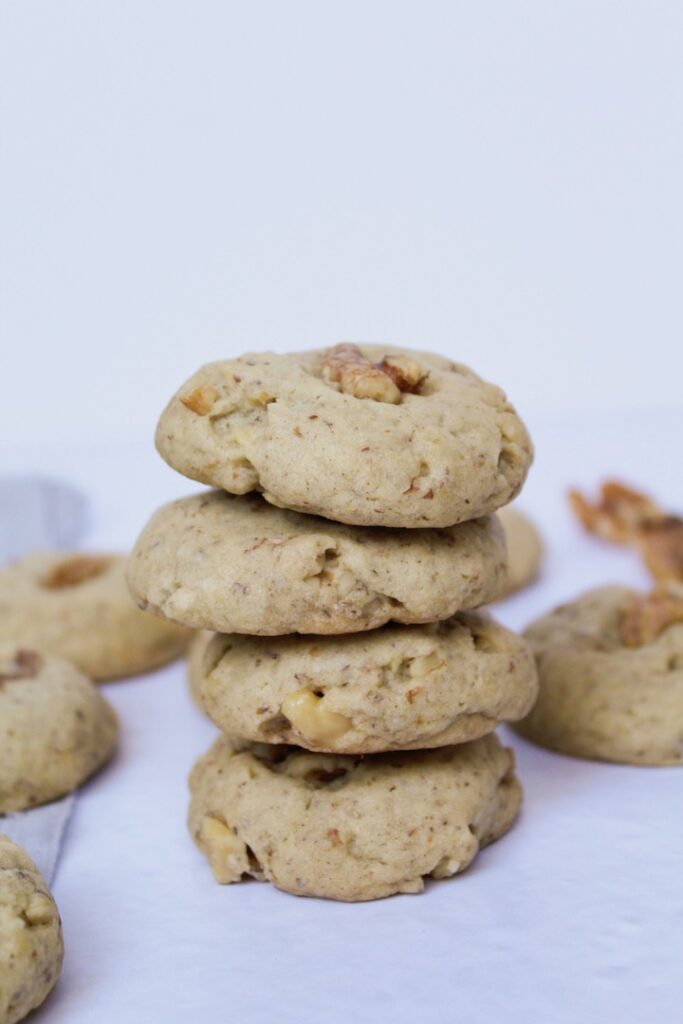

left=2, top=406, right=681, bottom=1024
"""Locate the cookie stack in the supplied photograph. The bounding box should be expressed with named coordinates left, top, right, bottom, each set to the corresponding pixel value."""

left=128, top=344, right=537, bottom=902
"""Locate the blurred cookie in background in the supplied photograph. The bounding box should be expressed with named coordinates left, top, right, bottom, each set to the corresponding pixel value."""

left=0, top=552, right=191, bottom=681
left=0, top=646, right=119, bottom=813
left=496, top=506, right=543, bottom=600
left=186, top=630, right=213, bottom=711
left=0, top=834, right=64, bottom=1024
left=515, top=585, right=683, bottom=765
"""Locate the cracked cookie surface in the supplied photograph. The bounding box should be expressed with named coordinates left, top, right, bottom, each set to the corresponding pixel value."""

left=195, top=613, right=537, bottom=753
left=127, top=491, right=508, bottom=635
left=155, top=345, right=533, bottom=528
left=516, top=585, right=683, bottom=765
left=0, top=552, right=191, bottom=681
left=188, top=733, right=522, bottom=901
left=0, top=835, right=63, bottom=1024
left=0, top=646, right=119, bottom=813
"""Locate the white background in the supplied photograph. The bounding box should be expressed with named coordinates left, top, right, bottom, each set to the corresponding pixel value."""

left=1, top=0, right=682, bottom=445
left=1, top=4, right=682, bottom=1024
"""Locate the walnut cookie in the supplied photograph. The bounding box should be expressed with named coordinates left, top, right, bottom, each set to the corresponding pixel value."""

left=194, top=613, right=537, bottom=754
left=515, top=585, right=683, bottom=765
left=0, top=646, right=118, bottom=813
left=0, top=552, right=191, bottom=681
left=0, top=836, right=64, bottom=1024
left=155, top=344, right=533, bottom=529
left=127, top=491, right=508, bottom=635
left=496, top=505, right=543, bottom=599
left=188, top=733, right=522, bottom=902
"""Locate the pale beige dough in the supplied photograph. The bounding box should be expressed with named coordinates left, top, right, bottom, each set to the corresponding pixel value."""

left=516, top=585, right=683, bottom=765
left=188, top=733, right=522, bottom=902
left=196, top=613, right=537, bottom=753
left=0, top=646, right=119, bottom=813
left=0, top=836, right=63, bottom=1024
left=497, top=505, right=543, bottom=599
left=128, top=491, right=508, bottom=635
left=0, top=552, right=191, bottom=681
left=187, top=631, right=213, bottom=710
left=155, top=346, right=533, bottom=529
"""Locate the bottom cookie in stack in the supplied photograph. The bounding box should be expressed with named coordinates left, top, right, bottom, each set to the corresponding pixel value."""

left=188, top=733, right=522, bottom=903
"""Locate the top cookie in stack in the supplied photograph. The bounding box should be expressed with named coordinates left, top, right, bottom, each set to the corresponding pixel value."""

left=153, top=343, right=532, bottom=528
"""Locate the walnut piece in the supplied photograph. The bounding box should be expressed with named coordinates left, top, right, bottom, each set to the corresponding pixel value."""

left=570, top=480, right=683, bottom=587
left=280, top=690, right=352, bottom=744
left=180, top=384, right=220, bottom=415
left=321, top=344, right=426, bottom=403
left=197, top=815, right=255, bottom=884
left=42, top=555, right=112, bottom=589
left=569, top=481, right=662, bottom=545
left=637, top=517, right=683, bottom=585
left=0, top=649, right=43, bottom=683
left=620, top=590, right=683, bottom=647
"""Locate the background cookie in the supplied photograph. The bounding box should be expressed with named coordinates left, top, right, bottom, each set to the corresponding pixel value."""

left=497, top=505, right=543, bottom=599
left=197, top=614, right=537, bottom=753
left=0, top=646, right=119, bottom=813
left=189, top=733, right=521, bottom=902
left=0, top=552, right=191, bottom=681
left=516, top=585, right=683, bottom=765
left=155, top=345, right=533, bottom=528
left=0, top=835, right=64, bottom=1024
left=128, top=492, right=507, bottom=635
left=187, top=630, right=213, bottom=710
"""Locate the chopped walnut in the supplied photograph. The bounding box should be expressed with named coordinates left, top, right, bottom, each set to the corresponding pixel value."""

left=321, top=344, right=426, bottom=403
left=570, top=480, right=683, bottom=586
left=620, top=590, right=683, bottom=647
left=636, top=517, right=683, bottom=585
left=180, top=384, right=220, bottom=415
left=569, top=481, right=663, bottom=545
left=0, top=649, right=43, bottom=682
left=42, top=555, right=112, bottom=589
left=377, top=354, right=426, bottom=393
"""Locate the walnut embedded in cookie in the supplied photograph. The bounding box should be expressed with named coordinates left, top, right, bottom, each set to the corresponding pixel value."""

left=516, top=585, right=683, bottom=765
left=0, top=646, right=118, bottom=813
left=188, top=732, right=522, bottom=901
left=127, top=491, right=509, bottom=635
left=195, top=613, right=537, bottom=753
left=154, top=344, right=533, bottom=528
left=0, top=835, right=64, bottom=1024
left=0, top=551, right=191, bottom=681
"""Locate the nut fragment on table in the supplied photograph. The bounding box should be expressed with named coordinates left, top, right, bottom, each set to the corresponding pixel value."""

left=570, top=480, right=683, bottom=587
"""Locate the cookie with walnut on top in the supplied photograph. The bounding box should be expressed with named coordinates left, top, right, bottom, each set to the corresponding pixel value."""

left=0, top=552, right=190, bottom=681
left=154, top=343, right=533, bottom=528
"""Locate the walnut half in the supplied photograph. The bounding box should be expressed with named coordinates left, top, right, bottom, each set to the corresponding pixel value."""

left=42, top=555, right=112, bottom=589
left=620, top=590, right=683, bottom=647
left=322, top=344, right=426, bottom=403
left=570, top=480, right=683, bottom=587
